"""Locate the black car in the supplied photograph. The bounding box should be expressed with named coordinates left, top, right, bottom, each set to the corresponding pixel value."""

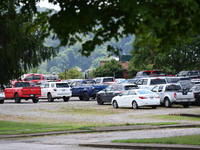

left=96, top=83, right=139, bottom=105
left=190, top=84, right=200, bottom=105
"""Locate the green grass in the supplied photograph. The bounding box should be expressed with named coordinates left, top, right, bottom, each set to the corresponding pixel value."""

left=112, top=134, right=200, bottom=145
left=0, top=120, right=179, bottom=135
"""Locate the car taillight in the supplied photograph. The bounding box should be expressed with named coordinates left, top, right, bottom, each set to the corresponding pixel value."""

left=91, top=87, right=94, bottom=91
left=53, top=89, right=57, bottom=91
left=155, top=96, right=160, bottom=99
left=174, top=93, right=177, bottom=98
left=139, top=96, right=147, bottom=99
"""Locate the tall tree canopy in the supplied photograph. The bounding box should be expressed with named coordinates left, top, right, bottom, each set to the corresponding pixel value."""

left=0, top=0, right=57, bottom=86
left=48, top=0, right=200, bottom=55
left=1, top=0, right=200, bottom=85
left=128, top=33, right=200, bottom=75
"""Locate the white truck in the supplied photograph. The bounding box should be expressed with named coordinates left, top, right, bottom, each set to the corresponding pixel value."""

left=151, top=84, right=195, bottom=108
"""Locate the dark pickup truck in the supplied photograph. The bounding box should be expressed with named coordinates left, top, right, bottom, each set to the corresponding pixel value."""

left=4, top=81, right=41, bottom=103
left=70, top=79, right=108, bottom=101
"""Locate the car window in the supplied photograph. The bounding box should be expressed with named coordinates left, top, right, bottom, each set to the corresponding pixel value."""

left=111, top=85, right=122, bottom=91
left=56, top=83, right=69, bottom=88
left=158, top=86, right=163, bottom=92
left=165, top=85, right=181, bottom=91
left=121, top=90, right=129, bottom=96
left=33, top=75, right=41, bottom=80
left=128, top=91, right=137, bottom=95
left=103, top=78, right=115, bottom=82
left=124, top=85, right=138, bottom=90
left=151, top=86, right=158, bottom=92
left=137, top=90, right=153, bottom=95
left=44, top=83, right=49, bottom=88
left=150, top=79, right=166, bottom=85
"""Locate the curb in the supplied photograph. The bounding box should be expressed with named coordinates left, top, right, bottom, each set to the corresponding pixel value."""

left=79, top=142, right=200, bottom=150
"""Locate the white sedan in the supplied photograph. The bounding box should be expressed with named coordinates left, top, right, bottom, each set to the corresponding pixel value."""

left=111, top=89, right=160, bottom=109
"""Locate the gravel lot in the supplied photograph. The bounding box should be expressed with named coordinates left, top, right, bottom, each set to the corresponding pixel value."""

left=0, top=97, right=200, bottom=125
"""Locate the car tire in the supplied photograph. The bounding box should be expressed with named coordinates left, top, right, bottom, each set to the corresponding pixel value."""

left=164, top=97, right=172, bottom=108
left=14, top=93, right=21, bottom=103
left=32, top=98, right=39, bottom=103
left=63, top=97, right=70, bottom=102
left=97, top=95, right=104, bottom=105
left=0, top=99, right=4, bottom=104
left=83, top=92, right=89, bottom=101
left=132, top=101, right=138, bottom=109
left=112, top=100, right=119, bottom=109
left=47, top=93, right=54, bottom=102
left=183, top=102, right=190, bottom=108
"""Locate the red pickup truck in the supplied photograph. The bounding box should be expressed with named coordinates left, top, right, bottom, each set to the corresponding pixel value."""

left=4, top=81, right=41, bottom=103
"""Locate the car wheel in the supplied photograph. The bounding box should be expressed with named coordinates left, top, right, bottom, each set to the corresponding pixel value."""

left=183, top=102, right=190, bottom=108
left=47, top=93, right=54, bottom=102
left=83, top=92, right=89, bottom=101
left=112, top=100, right=119, bottom=109
left=0, top=99, right=4, bottom=104
left=164, top=97, right=172, bottom=108
left=63, top=97, right=70, bottom=102
left=32, top=98, right=39, bottom=103
left=151, top=106, right=157, bottom=109
left=14, top=93, right=21, bottom=103
left=132, top=101, right=138, bottom=109
left=97, top=95, right=104, bottom=105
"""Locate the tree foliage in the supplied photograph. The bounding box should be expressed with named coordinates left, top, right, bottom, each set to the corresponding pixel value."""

left=48, top=0, right=200, bottom=56
left=59, top=68, right=83, bottom=79
left=129, top=33, right=200, bottom=75
left=0, top=1, right=57, bottom=86
left=93, top=59, right=122, bottom=78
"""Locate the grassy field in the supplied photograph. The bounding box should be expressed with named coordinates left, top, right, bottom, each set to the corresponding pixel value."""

left=112, top=134, right=200, bottom=145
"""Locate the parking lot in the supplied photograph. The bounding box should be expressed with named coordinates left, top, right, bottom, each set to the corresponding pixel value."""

left=0, top=97, right=200, bottom=125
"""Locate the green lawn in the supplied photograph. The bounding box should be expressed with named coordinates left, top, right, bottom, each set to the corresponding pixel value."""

left=112, top=134, right=200, bottom=145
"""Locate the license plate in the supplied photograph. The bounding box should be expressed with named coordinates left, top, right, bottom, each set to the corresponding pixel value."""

left=62, top=89, right=65, bottom=91
left=30, top=94, right=34, bottom=97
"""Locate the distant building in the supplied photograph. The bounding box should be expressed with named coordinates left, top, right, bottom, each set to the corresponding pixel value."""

left=100, top=55, right=132, bottom=79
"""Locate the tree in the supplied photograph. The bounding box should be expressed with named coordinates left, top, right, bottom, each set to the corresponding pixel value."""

left=0, top=1, right=57, bottom=87
left=128, top=33, right=200, bottom=75
left=59, top=68, right=83, bottom=79
left=48, top=0, right=200, bottom=56
left=93, top=59, right=122, bottom=78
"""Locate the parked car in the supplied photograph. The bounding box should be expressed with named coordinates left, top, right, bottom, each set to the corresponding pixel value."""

left=176, top=70, right=200, bottom=79
left=0, top=88, right=5, bottom=104
left=21, top=73, right=60, bottom=83
left=151, top=84, right=195, bottom=108
left=165, top=77, right=194, bottom=90
left=96, top=84, right=139, bottom=105
left=111, top=89, right=160, bottom=109
left=4, top=81, right=41, bottom=103
left=93, top=77, right=116, bottom=84
left=135, top=70, right=173, bottom=77
left=189, top=84, right=200, bottom=105
left=40, top=81, right=72, bottom=102
left=135, top=77, right=167, bottom=90
left=70, top=79, right=108, bottom=101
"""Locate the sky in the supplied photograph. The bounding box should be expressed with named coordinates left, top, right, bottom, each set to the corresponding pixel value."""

left=36, top=0, right=60, bottom=10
